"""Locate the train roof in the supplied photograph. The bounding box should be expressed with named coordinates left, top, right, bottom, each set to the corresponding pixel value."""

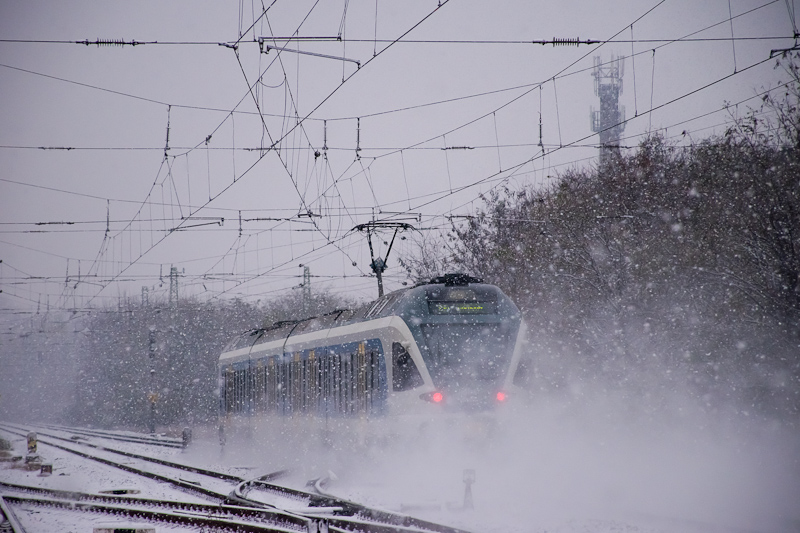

left=222, top=273, right=514, bottom=353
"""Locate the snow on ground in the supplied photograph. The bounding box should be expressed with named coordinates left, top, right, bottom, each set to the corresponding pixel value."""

left=3, top=393, right=800, bottom=533
left=0, top=437, right=209, bottom=503
left=176, top=394, right=800, bottom=533
left=11, top=505, right=198, bottom=533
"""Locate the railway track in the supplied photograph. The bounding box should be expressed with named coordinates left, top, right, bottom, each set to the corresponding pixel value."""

left=0, top=494, right=25, bottom=533
left=0, top=423, right=235, bottom=500
left=42, top=423, right=184, bottom=449
left=2, top=422, right=243, bottom=482
left=0, top=423, right=473, bottom=533
left=0, top=481, right=313, bottom=533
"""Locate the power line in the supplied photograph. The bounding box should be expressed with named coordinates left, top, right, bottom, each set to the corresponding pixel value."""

left=2, top=0, right=791, bottom=309
left=412, top=54, right=778, bottom=221
left=0, top=35, right=790, bottom=46
left=0, top=0, right=784, bottom=133
left=72, top=1, right=453, bottom=305
left=0, top=62, right=329, bottom=122
left=343, top=1, right=781, bottom=225
left=339, top=0, right=780, bottom=171
left=195, top=0, right=455, bottom=296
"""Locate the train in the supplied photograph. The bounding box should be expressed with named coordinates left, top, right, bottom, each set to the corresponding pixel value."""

left=217, top=273, right=529, bottom=426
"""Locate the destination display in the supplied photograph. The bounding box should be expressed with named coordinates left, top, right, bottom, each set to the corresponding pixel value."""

left=428, top=301, right=497, bottom=315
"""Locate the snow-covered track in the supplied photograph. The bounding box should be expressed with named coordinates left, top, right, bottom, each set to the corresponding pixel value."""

left=1, top=481, right=469, bottom=533
left=0, top=481, right=313, bottom=532
left=0, top=423, right=231, bottom=501
left=229, top=479, right=473, bottom=533
left=0, top=494, right=25, bottom=533
left=1, top=494, right=309, bottom=533
left=0, top=424, right=474, bottom=533
left=0, top=480, right=224, bottom=514
left=42, top=424, right=184, bottom=449
left=1, top=423, right=243, bottom=483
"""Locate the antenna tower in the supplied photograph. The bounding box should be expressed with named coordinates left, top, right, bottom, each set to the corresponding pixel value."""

left=590, top=55, right=626, bottom=165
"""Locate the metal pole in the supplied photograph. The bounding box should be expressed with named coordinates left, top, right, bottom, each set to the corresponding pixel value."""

left=376, top=266, right=384, bottom=297
left=366, top=230, right=385, bottom=297
left=148, top=326, right=157, bottom=434
left=463, top=469, right=475, bottom=510
left=303, top=265, right=311, bottom=314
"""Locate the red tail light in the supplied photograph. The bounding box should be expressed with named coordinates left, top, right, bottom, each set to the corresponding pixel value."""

left=496, top=391, right=507, bottom=402
left=420, top=391, right=445, bottom=403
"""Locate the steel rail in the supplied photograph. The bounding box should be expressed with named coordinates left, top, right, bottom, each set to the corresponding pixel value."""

left=231, top=479, right=473, bottom=533
left=0, top=424, right=229, bottom=501
left=1, top=424, right=473, bottom=533
left=43, top=423, right=183, bottom=448
left=0, top=495, right=26, bottom=533
left=2, top=481, right=461, bottom=533
left=0, top=481, right=310, bottom=531
left=1, top=423, right=242, bottom=482
left=1, top=495, right=306, bottom=533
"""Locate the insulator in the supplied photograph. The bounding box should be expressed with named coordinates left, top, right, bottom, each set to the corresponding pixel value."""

left=80, top=39, right=140, bottom=47
left=552, top=37, right=581, bottom=46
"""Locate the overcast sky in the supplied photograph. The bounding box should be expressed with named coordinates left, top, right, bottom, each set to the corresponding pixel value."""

left=0, top=0, right=796, bottom=313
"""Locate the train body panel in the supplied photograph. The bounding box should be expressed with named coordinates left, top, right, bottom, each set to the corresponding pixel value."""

left=218, top=274, right=528, bottom=424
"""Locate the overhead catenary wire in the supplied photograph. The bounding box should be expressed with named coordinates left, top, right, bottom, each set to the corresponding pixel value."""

left=2, top=35, right=792, bottom=46
left=2, top=68, right=784, bottom=232
left=2, top=0, right=792, bottom=308
left=75, top=0, right=455, bottom=304
left=336, top=0, right=684, bottom=170
left=65, top=2, right=326, bottom=305
left=409, top=53, right=779, bottom=222
left=200, top=0, right=459, bottom=289
left=0, top=0, right=784, bottom=131
left=208, top=1, right=680, bottom=296
left=2, top=69, right=788, bottom=300
left=235, top=11, right=363, bottom=274
left=341, top=0, right=782, bottom=225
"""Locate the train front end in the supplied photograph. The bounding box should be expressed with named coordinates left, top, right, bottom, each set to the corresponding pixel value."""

left=391, top=274, right=527, bottom=414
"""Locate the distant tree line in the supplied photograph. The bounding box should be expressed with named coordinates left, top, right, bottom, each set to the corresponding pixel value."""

left=404, top=57, right=800, bottom=419
left=0, top=289, right=354, bottom=429
left=65, top=290, right=355, bottom=430
left=67, top=298, right=260, bottom=429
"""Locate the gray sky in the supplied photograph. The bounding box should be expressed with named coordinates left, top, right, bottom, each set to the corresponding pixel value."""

left=0, top=0, right=795, bottom=312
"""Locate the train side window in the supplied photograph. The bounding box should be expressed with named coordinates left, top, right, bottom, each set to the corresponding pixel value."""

left=392, top=342, right=423, bottom=391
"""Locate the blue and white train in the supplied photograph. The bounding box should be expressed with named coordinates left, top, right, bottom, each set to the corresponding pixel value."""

left=218, top=274, right=529, bottom=422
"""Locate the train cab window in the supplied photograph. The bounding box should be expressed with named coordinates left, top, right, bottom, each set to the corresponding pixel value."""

left=392, top=342, right=424, bottom=391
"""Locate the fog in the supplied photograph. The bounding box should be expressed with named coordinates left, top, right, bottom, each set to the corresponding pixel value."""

left=2, top=3, right=799, bottom=531
left=3, top=293, right=799, bottom=532
left=195, top=364, right=800, bottom=532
